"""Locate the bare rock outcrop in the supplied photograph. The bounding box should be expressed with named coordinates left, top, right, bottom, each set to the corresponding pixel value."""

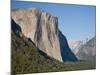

left=11, top=8, right=77, bottom=62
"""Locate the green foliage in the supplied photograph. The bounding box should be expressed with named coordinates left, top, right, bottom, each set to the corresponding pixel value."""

left=11, top=31, right=96, bottom=75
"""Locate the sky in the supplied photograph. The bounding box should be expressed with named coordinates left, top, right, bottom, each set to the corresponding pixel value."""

left=11, top=0, right=96, bottom=41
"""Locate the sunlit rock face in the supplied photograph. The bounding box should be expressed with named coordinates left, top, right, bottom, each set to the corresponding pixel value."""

left=11, top=8, right=77, bottom=62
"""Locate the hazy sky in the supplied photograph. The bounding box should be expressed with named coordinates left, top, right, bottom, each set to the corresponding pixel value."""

left=11, top=0, right=96, bottom=41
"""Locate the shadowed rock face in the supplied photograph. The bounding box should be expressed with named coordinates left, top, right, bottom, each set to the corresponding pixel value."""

left=58, top=31, right=77, bottom=61
left=11, top=8, right=77, bottom=62
left=11, top=19, right=22, bottom=33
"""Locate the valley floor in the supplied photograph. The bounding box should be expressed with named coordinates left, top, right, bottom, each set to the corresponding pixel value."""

left=57, top=61, right=95, bottom=72
left=11, top=31, right=96, bottom=74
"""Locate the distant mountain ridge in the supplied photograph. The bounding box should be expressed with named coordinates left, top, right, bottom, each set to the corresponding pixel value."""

left=76, top=37, right=96, bottom=61
left=11, top=8, right=77, bottom=62
left=68, top=37, right=96, bottom=61
left=68, top=40, right=83, bottom=54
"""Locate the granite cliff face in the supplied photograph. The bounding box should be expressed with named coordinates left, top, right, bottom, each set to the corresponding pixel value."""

left=11, top=8, right=77, bottom=62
